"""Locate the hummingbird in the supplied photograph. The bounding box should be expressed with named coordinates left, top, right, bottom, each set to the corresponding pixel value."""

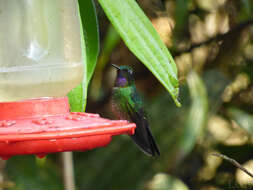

left=111, top=64, right=160, bottom=156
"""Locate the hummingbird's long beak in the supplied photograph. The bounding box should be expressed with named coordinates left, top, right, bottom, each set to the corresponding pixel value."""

left=111, top=64, right=120, bottom=70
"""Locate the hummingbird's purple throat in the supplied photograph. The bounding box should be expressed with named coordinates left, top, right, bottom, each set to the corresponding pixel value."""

left=116, top=76, right=128, bottom=87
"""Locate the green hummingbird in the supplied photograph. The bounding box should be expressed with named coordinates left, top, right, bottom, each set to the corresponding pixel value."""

left=111, top=64, right=160, bottom=156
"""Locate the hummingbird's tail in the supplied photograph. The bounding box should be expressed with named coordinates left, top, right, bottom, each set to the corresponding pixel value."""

left=130, top=120, right=160, bottom=156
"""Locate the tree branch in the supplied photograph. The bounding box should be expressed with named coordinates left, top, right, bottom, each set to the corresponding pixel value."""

left=174, top=19, right=253, bottom=56
left=211, top=153, right=253, bottom=178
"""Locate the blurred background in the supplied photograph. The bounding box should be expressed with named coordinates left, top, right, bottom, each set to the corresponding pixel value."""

left=2, top=0, right=253, bottom=189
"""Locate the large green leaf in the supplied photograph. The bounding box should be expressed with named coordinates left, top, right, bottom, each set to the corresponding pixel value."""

left=98, top=0, right=180, bottom=106
left=78, top=0, right=99, bottom=83
left=68, top=0, right=99, bottom=112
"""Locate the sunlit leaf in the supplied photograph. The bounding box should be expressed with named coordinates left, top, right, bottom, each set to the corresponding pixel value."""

left=98, top=0, right=180, bottom=106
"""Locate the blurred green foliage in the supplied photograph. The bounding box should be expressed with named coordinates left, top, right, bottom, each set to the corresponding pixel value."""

left=228, top=108, right=253, bottom=135
left=6, top=156, right=62, bottom=190
left=4, top=0, right=253, bottom=190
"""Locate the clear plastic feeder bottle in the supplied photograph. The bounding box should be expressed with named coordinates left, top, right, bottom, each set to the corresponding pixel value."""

left=0, top=0, right=83, bottom=102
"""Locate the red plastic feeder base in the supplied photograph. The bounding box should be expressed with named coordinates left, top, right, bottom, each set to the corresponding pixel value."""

left=0, top=97, right=136, bottom=160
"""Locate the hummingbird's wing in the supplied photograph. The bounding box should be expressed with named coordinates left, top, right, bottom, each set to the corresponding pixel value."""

left=126, top=94, right=160, bottom=156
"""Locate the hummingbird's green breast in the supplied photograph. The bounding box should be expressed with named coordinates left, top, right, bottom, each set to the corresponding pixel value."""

left=112, top=85, right=142, bottom=121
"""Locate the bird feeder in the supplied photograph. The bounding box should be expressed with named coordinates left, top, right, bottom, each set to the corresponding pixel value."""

left=0, top=0, right=135, bottom=160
